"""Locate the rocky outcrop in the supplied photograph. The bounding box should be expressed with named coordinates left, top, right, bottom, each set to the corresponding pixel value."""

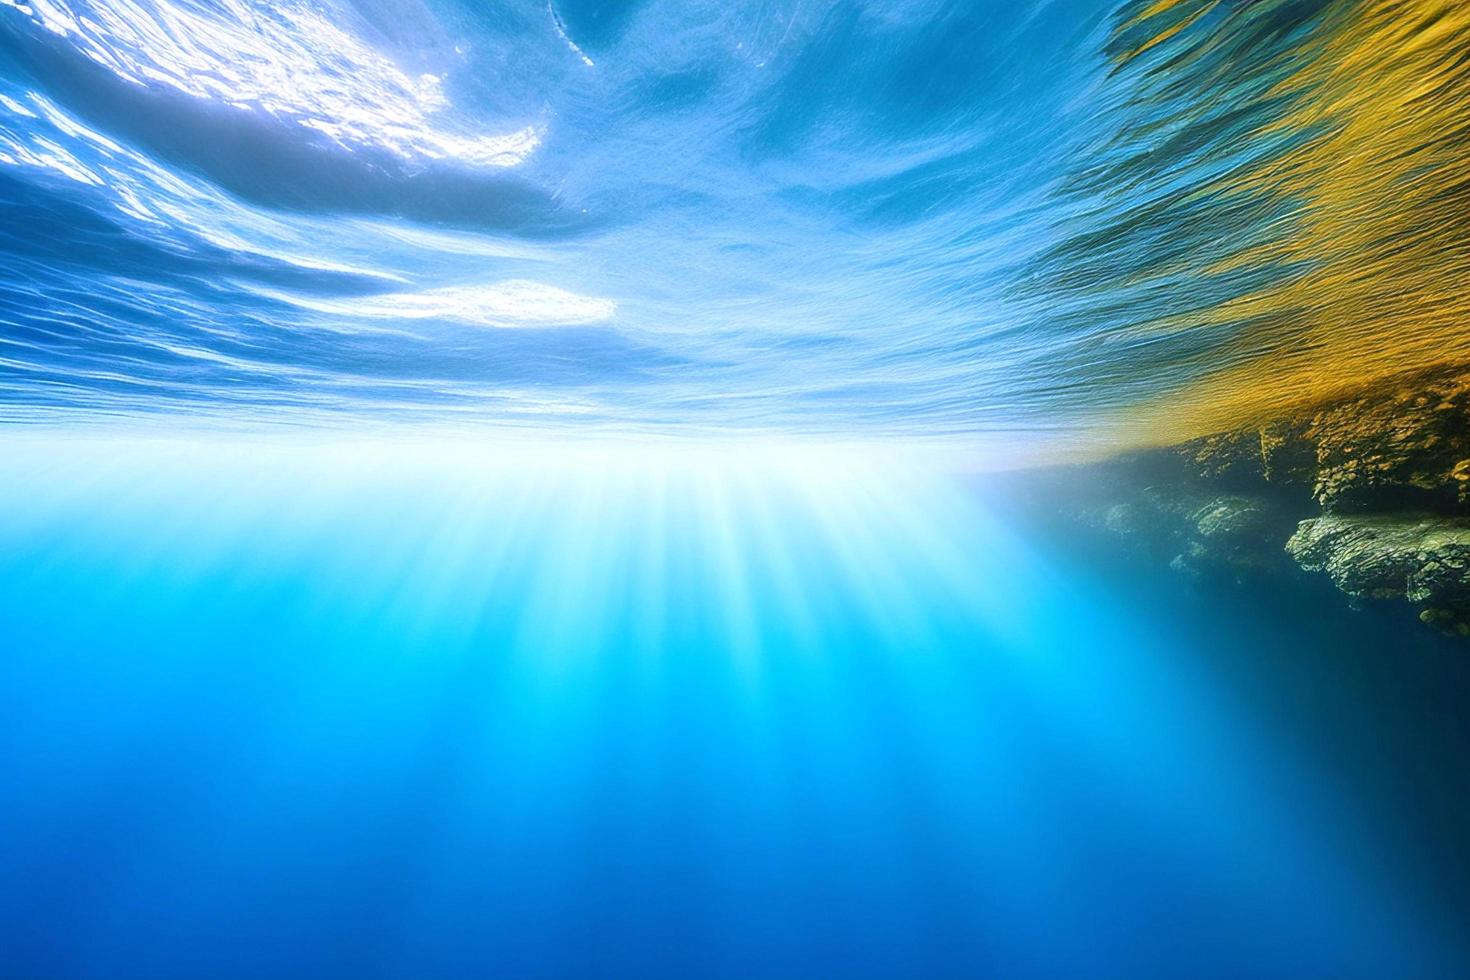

left=1076, top=365, right=1470, bottom=638
left=1286, top=515, right=1470, bottom=636
left=1083, top=490, right=1297, bottom=584
left=1171, top=495, right=1290, bottom=583
left=1174, top=365, right=1470, bottom=515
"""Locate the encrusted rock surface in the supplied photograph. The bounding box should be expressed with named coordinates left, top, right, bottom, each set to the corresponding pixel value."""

left=1079, top=365, right=1470, bottom=637
left=1171, top=495, right=1286, bottom=582
left=1082, top=490, right=1296, bottom=584
left=1286, top=515, right=1470, bottom=635
left=1175, top=366, right=1470, bottom=514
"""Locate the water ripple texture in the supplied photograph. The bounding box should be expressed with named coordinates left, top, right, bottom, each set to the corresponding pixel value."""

left=0, top=0, right=1465, bottom=454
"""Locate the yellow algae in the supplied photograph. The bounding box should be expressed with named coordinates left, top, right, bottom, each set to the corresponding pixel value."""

left=1107, top=0, right=1470, bottom=445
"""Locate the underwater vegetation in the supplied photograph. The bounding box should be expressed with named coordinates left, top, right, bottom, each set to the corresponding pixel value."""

left=1034, top=0, right=1470, bottom=445
left=994, top=0, right=1470, bottom=633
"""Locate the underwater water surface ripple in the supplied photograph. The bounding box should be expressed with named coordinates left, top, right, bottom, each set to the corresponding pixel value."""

left=2, top=0, right=1466, bottom=448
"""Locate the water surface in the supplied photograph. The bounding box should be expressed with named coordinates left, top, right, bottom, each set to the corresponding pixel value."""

left=2, top=1, right=1465, bottom=447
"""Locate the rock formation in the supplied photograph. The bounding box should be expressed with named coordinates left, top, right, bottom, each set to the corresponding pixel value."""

left=1287, top=515, right=1470, bottom=637
left=1081, top=365, right=1470, bottom=637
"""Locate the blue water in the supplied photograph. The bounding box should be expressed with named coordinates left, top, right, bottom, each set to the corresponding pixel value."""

left=2, top=441, right=1469, bottom=978
left=4, top=2, right=1470, bottom=977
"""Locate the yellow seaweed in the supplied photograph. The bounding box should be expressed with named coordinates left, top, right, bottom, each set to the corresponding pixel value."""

left=1110, top=0, right=1470, bottom=446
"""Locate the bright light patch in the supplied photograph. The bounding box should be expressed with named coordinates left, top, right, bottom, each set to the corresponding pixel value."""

left=264, top=280, right=618, bottom=329
left=1, top=0, right=539, bottom=168
left=0, top=430, right=1453, bottom=975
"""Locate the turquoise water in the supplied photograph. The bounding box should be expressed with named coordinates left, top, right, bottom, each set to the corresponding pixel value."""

left=3, top=1, right=1470, bottom=976
left=2, top=441, right=1469, bottom=977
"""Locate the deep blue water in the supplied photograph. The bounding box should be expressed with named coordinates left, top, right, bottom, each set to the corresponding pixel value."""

left=2, top=441, right=1470, bottom=978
